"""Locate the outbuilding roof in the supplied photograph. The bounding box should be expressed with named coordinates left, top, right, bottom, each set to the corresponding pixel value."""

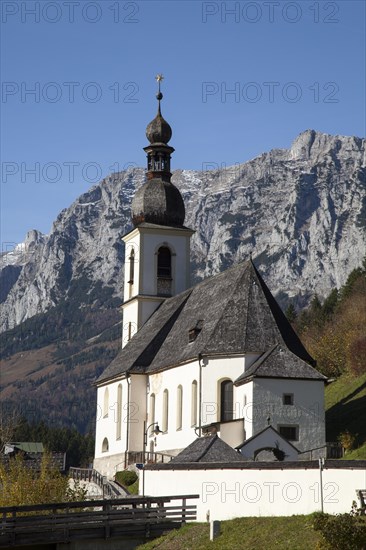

left=236, top=425, right=301, bottom=453
left=169, top=435, right=247, bottom=464
left=97, top=259, right=317, bottom=384
left=234, top=343, right=326, bottom=385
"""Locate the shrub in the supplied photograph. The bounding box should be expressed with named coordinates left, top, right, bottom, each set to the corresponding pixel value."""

left=312, top=508, right=366, bottom=550
left=338, top=430, right=357, bottom=451
left=115, top=469, right=138, bottom=487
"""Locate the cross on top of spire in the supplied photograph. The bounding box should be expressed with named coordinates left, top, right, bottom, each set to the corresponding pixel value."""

left=155, top=74, right=164, bottom=104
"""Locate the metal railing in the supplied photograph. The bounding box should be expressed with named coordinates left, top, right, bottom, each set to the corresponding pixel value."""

left=69, top=467, right=122, bottom=498
left=124, top=451, right=174, bottom=468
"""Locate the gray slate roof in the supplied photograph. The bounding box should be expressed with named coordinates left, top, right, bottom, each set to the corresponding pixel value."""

left=235, top=344, right=326, bottom=385
left=169, top=435, right=247, bottom=464
left=97, top=259, right=317, bottom=383
left=131, top=179, right=186, bottom=227
left=235, top=425, right=300, bottom=452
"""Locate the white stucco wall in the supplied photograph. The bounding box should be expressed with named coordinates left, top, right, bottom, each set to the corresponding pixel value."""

left=94, top=374, right=147, bottom=478
left=121, top=226, right=193, bottom=347
left=219, top=421, right=245, bottom=449
left=94, top=346, right=325, bottom=478
left=122, top=226, right=192, bottom=298
left=143, top=465, right=366, bottom=521
left=123, top=234, right=141, bottom=302
left=239, top=428, right=299, bottom=461
left=141, top=231, right=191, bottom=296
left=94, top=378, right=129, bottom=460
left=251, top=379, right=325, bottom=452
left=237, top=380, right=254, bottom=439
left=148, top=361, right=200, bottom=454
left=94, top=377, right=130, bottom=477
left=122, top=300, right=139, bottom=346
left=148, top=356, right=257, bottom=454
left=200, top=356, right=246, bottom=425
left=128, top=374, right=148, bottom=451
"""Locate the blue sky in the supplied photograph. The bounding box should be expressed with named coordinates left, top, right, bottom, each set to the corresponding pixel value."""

left=1, top=0, right=365, bottom=245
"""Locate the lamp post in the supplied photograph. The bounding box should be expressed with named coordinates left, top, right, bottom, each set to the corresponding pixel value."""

left=142, top=421, right=163, bottom=498
left=144, top=422, right=163, bottom=447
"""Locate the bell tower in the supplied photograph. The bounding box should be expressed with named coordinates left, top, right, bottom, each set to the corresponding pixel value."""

left=122, top=75, right=194, bottom=347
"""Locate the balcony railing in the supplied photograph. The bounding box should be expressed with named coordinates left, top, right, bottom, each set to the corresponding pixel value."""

left=124, top=451, right=174, bottom=469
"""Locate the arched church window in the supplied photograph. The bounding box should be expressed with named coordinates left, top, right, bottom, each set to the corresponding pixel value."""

left=162, top=389, right=169, bottom=432
left=116, top=384, right=122, bottom=440
left=128, top=248, right=135, bottom=284
left=220, top=380, right=233, bottom=422
left=103, top=387, right=109, bottom=418
left=191, top=380, right=198, bottom=427
left=157, top=247, right=171, bottom=278
left=176, top=385, right=183, bottom=430
left=102, top=437, right=109, bottom=453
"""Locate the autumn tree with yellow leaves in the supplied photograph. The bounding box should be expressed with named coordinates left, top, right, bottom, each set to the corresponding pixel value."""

left=0, top=453, right=86, bottom=507
left=291, top=261, right=366, bottom=378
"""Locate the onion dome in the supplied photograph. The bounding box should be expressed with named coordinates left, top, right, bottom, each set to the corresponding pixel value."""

left=145, top=75, right=172, bottom=144
left=131, top=178, right=185, bottom=227
left=146, top=102, right=172, bottom=145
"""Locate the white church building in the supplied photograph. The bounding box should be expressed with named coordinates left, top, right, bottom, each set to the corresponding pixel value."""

left=94, top=78, right=327, bottom=479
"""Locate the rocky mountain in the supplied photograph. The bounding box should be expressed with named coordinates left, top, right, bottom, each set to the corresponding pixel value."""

left=1, top=129, right=365, bottom=433
left=1, top=129, right=365, bottom=334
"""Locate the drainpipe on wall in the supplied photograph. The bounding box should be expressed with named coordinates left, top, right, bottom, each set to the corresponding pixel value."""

left=198, top=353, right=203, bottom=437
left=125, top=374, right=131, bottom=468
left=145, top=378, right=150, bottom=455
left=319, top=457, right=325, bottom=512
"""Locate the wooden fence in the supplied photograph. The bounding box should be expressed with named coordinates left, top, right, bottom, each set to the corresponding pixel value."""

left=0, top=495, right=198, bottom=548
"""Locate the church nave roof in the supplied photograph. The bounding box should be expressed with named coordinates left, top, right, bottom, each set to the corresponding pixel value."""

left=97, top=259, right=321, bottom=384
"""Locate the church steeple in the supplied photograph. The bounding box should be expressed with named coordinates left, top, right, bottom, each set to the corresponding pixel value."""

left=144, top=74, right=173, bottom=179
left=131, top=75, right=185, bottom=227
left=122, top=76, right=194, bottom=348
left=145, top=75, right=173, bottom=162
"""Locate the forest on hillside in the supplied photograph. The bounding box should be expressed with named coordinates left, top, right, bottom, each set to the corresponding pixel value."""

left=288, top=258, right=366, bottom=378
left=0, top=418, right=94, bottom=469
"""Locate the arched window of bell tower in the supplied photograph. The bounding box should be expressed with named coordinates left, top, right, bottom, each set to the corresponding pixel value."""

left=128, top=248, right=135, bottom=299
left=157, top=246, right=172, bottom=296
left=157, top=247, right=171, bottom=278
left=129, top=248, right=135, bottom=284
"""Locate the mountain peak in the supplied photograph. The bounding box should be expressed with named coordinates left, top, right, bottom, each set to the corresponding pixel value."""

left=1, top=131, right=364, bottom=332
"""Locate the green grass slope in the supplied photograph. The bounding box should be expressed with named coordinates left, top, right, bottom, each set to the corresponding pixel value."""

left=325, top=372, right=366, bottom=457
left=137, top=516, right=321, bottom=550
